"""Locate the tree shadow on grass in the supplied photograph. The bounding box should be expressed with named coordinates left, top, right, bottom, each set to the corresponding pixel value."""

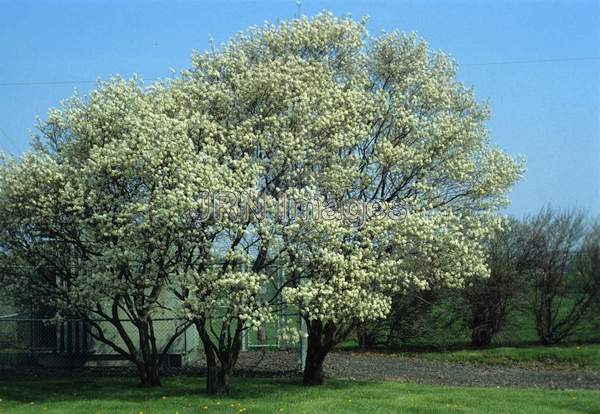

left=0, top=375, right=375, bottom=405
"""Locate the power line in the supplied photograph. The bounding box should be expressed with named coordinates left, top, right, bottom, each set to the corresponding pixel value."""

left=0, top=56, right=599, bottom=87
left=463, top=56, right=600, bottom=66
left=0, top=77, right=160, bottom=87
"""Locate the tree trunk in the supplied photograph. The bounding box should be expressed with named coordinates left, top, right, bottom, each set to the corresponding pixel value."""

left=357, top=326, right=376, bottom=351
left=303, top=351, right=326, bottom=385
left=196, top=319, right=241, bottom=395
left=540, top=332, right=558, bottom=345
left=302, top=319, right=336, bottom=386
left=136, top=318, right=162, bottom=387
left=471, top=326, right=493, bottom=347
left=137, top=362, right=161, bottom=387
left=205, top=359, right=234, bottom=394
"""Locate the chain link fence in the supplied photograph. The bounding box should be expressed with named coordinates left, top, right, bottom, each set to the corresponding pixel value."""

left=0, top=312, right=304, bottom=370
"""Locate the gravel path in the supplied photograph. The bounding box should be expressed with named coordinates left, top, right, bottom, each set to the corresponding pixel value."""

left=324, top=351, right=600, bottom=390
left=226, top=350, right=600, bottom=390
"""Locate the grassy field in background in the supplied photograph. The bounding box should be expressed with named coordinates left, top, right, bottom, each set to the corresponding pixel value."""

left=404, top=344, right=600, bottom=371
left=337, top=299, right=600, bottom=353
left=335, top=302, right=600, bottom=372
left=0, top=376, right=599, bottom=414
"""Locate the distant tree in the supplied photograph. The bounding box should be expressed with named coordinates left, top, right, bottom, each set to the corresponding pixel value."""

left=385, top=288, right=443, bottom=349
left=355, top=323, right=380, bottom=351
left=461, top=219, right=528, bottom=347
left=354, top=287, right=443, bottom=351
left=567, top=219, right=600, bottom=335
left=523, top=208, right=600, bottom=344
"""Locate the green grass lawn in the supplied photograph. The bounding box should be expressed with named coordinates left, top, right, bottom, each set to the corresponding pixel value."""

left=0, top=376, right=599, bottom=414
left=405, top=344, right=600, bottom=371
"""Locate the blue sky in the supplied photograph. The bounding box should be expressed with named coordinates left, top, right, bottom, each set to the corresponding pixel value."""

left=0, top=0, right=598, bottom=216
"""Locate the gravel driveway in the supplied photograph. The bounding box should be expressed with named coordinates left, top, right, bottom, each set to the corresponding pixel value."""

left=227, top=350, right=600, bottom=390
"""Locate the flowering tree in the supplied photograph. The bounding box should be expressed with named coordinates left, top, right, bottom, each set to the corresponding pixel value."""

left=168, top=14, right=379, bottom=392
left=0, top=79, right=235, bottom=387
left=179, top=13, right=523, bottom=385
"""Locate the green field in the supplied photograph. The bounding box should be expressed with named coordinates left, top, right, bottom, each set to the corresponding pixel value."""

left=338, top=299, right=600, bottom=352
left=0, top=376, right=598, bottom=414
left=405, top=344, right=600, bottom=371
